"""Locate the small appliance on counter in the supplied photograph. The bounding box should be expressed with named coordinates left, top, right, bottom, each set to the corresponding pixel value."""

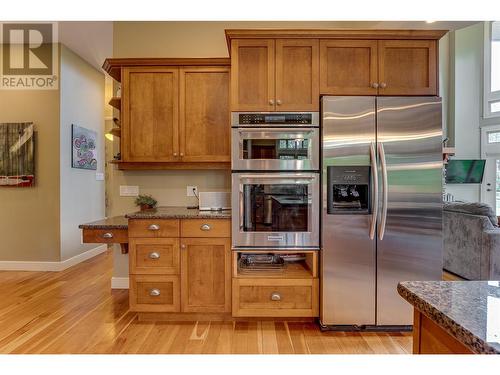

left=198, top=192, right=231, bottom=211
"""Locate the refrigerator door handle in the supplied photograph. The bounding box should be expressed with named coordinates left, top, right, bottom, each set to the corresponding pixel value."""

left=369, top=142, right=378, bottom=240
left=378, top=142, right=388, bottom=240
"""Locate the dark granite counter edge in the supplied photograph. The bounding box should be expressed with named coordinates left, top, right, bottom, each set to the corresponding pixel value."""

left=124, top=214, right=231, bottom=219
left=397, top=283, right=499, bottom=354
left=78, top=223, right=128, bottom=230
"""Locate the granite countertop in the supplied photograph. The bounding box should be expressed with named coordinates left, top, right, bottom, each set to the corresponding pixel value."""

left=78, top=216, right=129, bottom=229
left=125, top=206, right=231, bottom=220
left=398, top=281, right=500, bottom=354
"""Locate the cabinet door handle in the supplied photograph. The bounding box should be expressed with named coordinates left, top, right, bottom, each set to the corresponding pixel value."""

left=270, top=292, right=281, bottom=301
left=102, top=232, right=113, bottom=239
left=148, top=252, right=160, bottom=260
left=200, top=224, right=211, bottom=231
left=276, top=99, right=282, bottom=106
left=149, top=288, right=161, bottom=296
left=380, top=82, right=387, bottom=89
left=269, top=99, right=274, bottom=105
left=148, top=224, right=160, bottom=231
left=371, top=82, right=379, bottom=89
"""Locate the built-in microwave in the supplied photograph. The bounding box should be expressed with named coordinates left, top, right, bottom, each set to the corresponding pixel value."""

left=231, top=172, right=320, bottom=249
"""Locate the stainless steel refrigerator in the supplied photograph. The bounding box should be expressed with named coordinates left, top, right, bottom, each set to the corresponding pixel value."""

left=321, top=96, right=443, bottom=328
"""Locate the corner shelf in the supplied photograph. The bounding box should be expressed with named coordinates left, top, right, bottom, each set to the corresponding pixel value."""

left=108, top=97, right=121, bottom=111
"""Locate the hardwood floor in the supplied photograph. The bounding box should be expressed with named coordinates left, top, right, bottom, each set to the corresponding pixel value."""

left=0, top=250, right=411, bottom=354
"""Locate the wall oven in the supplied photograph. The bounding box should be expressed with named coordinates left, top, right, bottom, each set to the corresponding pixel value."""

left=232, top=172, right=320, bottom=249
left=231, top=112, right=320, bottom=171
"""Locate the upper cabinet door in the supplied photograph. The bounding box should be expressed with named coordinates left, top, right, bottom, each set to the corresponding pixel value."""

left=275, top=39, right=319, bottom=111
left=378, top=40, right=437, bottom=96
left=231, top=39, right=275, bottom=111
left=319, top=40, right=378, bottom=95
left=122, top=67, right=179, bottom=162
left=179, top=67, right=230, bottom=162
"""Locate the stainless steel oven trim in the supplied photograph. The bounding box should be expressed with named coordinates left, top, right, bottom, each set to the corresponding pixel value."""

left=231, top=172, right=320, bottom=248
left=231, top=112, right=320, bottom=128
left=231, top=128, right=320, bottom=171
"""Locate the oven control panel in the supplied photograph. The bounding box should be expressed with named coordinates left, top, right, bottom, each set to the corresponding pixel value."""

left=235, top=113, right=317, bottom=126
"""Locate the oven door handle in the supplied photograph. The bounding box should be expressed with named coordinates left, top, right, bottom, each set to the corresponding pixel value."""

left=369, top=142, right=378, bottom=240
left=238, top=127, right=316, bottom=135
left=238, top=173, right=317, bottom=180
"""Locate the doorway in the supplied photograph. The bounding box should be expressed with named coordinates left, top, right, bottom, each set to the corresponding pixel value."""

left=481, top=125, right=500, bottom=214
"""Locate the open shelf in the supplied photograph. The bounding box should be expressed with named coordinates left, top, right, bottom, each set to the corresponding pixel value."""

left=108, top=97, right=121, bottom=110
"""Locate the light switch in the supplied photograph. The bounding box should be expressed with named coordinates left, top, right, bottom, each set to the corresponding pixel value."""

left=95, top=172, right=104, bottom=181
left=120, top=185, right=139, bottom=197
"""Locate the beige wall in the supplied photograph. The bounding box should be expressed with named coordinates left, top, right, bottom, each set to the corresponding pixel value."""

left=0, top=71, right=61, bottom=262
left=59, top=45, right=106, bottom=261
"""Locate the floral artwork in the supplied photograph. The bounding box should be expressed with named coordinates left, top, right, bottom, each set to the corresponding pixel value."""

left=71, top=124, right=97, bottom=170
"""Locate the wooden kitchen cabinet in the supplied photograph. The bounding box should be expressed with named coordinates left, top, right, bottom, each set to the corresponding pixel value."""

left=230, top=39, right=275, bottom=111
left=231, top=38, right=319, bottom=111
left=319, top=40, right=378, bottom=95
left=181, top=237, right=231, bottom=313
left=378, top=40, right=437, bottom=95
left=179, top=67, right=230, bottom=162
left=122, top=67, right=179, bottom=162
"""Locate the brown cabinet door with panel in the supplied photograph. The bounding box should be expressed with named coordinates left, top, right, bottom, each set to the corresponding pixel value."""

left=319, top=40, right=378, bottom=95
left=378, top=40, right=437, bottom=95
left=180, top=238, right=231, bottom=313
left=275, top=39, right=319, bottom=111
left=231, top=39, right=275, bottom=111
left=122, top=67, right=179, bottom=162
left=179, top=67, right=230, bottom=162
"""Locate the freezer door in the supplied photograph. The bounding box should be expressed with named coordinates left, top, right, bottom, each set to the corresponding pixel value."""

left=376, top=97, right=443, bottom=326
left=321, top=96, right=377, bottom=326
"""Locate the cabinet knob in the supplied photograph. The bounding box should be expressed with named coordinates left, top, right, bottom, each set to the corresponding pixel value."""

left=173, top=152, right=178, bottom=156
left=276, top=99, right=282, bottom=106
left=200, top=224, right=211, bottom=231
left=149, top=288, right=161, bottom=297
left=270, top=292, right=281, bottom=301
left=148, top=224, right=160, bottom=231
left=371, top=82, right=379, bottom=89
left=269, top=99, right=274, bottom=105
left=102, top=232, right=113, bottom=239
left=181, top=244, right=186, bottom=249
left=380, top=82, right=387, bottom=89
left=180, top=153, right=184, bottom=157
left=148, top=252, right=160, bottom=260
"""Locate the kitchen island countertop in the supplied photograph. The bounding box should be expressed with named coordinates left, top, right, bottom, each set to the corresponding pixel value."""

left=125, top=206, right=231, bottom=220
left=398, top=280, right=500, bottom=354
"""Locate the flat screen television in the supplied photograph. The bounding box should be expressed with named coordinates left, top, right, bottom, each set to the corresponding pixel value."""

left=445, top=159, right=486, bottom=184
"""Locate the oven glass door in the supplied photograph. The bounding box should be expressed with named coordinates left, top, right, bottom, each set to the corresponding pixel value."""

left=231, top=128, right=319, bottom=171
left=232, top=173, right=320, bottom=248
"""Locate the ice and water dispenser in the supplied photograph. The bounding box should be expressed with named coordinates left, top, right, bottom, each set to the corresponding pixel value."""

left=326, top=166, right=371, bottom=215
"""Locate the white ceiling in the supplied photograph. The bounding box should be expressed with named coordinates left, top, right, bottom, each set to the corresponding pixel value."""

left=57, top=21, right=479, bottom=71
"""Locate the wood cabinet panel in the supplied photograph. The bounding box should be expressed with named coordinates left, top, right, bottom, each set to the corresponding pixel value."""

left=82, top=228, right=128, bottom=244
left=319, top=40, right=378, bottom=95
left=275, top=39, right=319, bottom=111
left=122, top=68, right=179, bottom=162
left=232, top=278, right=319, bottom=317
left=180, top=219, right=230, bottom=238
left=130, top=275, right=180, bottom=312
left=130, top=238, right=180, bottom=275
left=378, top=40, right=437, bottom=95
left=128, top=219, right=180, bottom=238
left=231, top=39, right=275, bottom=111
left=181, top=238, right=231, bottom=313
left=179, top=67, right=230, bottom=162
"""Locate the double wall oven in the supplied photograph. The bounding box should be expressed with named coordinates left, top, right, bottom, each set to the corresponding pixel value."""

left=231, top=112, right=320, bottom=249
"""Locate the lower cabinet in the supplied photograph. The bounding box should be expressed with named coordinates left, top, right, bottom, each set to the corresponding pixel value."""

left=128, top=219, right=231, bottom=315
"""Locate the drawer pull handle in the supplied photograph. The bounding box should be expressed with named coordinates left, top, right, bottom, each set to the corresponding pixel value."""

left=148, top=224, right=160, bottom=231
left=148, top=252, right=160, bottom=260
left=270, top=292, right=281, bottom=301
left=200, top=224, right=211, bottom=231
left=102, top=232, right=113, bottom=239
left=149, top=288, right=161, bottom=296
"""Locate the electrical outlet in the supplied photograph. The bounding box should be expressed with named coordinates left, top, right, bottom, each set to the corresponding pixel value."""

left=120, top=185, right=139, bottom=197
left=187, top=186, right=198, bottom=197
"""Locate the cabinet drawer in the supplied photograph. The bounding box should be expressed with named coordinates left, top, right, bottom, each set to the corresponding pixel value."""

left=128, top=219, right=179, bottom=238
left=130, top=238, right=180, bottom=275
left=130, top=275, right=180, bottom=312
left=181, top=219, right=230, bottom=238
left=232, top=278, right=319, bottom=317
left=82, top=228, right=128, bottom=243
